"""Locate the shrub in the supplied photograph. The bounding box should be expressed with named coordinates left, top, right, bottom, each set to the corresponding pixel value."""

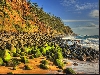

left=29, top=55, right=34, bottom=59
left=20, top=52, right=25, bottom=56
left=40, top=47, right=46, bottom=55
left=41, top=60, right=48, bottom=65
left=56, top=51, right=63, bottom=59
left=63, top=68, right=76, bottom=74
left=13, top=53, right=20, bottom=57
left=16, top=48, right=21, bottom=54
left=1, top=49, right=12, bottom=62
left=34, top=49, right=42, bottom=58
left=0, top=57, right=3, bottom=66
left=7, top=72, right=13, bottom=74
left=2, top=62, right=6, bottom=66
left=12, top=66, right=17, bottom=70
left=6, top=58, right=20, bottom=67
left=28, top=51, right=32, bottom=55
left=20, top=56, right=29, bottom=64
left=24, top=65, right=32, bottom=70
left=54, top=59, right=64, bottom=69
left=39, top=63, right=48, bottom=69
left=24, top=47, right=32, bottom=53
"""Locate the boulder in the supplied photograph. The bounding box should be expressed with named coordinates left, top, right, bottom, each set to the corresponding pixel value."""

left=63, top=68, right=76, bottom=74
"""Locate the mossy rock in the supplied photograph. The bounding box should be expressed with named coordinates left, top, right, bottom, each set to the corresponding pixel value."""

left=0, top=57, right=3, bottom=66
left=24, top=65, right=32, bottom=70
left=39, top=64, right=48, bottom=69
left=63, top=68, right=76, bottom=74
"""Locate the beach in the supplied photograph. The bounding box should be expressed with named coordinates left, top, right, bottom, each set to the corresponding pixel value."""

left=63, top=59, right=99, bottom=74
left=0, top=57, right=69, bottom=74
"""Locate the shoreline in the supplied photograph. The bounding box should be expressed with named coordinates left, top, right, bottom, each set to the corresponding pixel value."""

left=0, top=57, right=67, bottom=74
left=63, top=58, right=99, bottom=74
left=0, top=32, right=99, bottom=74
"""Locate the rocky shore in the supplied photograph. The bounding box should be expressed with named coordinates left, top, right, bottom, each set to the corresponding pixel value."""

left=0, top=31, right=99, bottom=74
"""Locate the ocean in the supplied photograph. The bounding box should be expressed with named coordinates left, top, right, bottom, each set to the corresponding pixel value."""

left=61, top=35, right=99, bottom=74
left=63, top=35, right=99, bottom=51
left=75, top=35, right=99, bottom=51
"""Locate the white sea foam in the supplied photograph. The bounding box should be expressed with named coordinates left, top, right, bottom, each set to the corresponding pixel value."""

left=62, top=35, right=99, bottom=51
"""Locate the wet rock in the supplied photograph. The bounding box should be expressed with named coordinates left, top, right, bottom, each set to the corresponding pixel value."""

left=63, top=68, right=76, bottom=74
left=58, top=69, right=63, bottom=72
left=73, top=62, right=78, bottom=66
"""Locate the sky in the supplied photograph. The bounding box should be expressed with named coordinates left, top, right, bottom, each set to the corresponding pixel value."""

left=31, top=0, right=99, bottom=35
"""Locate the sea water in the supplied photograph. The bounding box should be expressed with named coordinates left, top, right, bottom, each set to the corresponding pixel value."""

left=63, top=35, right=99, bottom=51
left=75, top=35, right=99, bottom=51
left=64, top=59, right=99, bottom=74
left=62, top=35, right=99, bottom=74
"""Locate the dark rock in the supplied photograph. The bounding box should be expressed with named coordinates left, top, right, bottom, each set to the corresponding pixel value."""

left=73, top=62, right=78, bottom=66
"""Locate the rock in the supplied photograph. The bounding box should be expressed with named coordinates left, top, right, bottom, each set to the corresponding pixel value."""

left=58, top=69, right=63, bottom=72
left=63, top=68, right=76, bottom=74
left=10, top=45, right=16, bottom=53
left=73, top=62, right=78, bottom=66
left=78, top=55, right=86, bottom=61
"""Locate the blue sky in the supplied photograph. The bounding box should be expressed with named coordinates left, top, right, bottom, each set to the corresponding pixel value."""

left=31, top=0, right=99, bottom=35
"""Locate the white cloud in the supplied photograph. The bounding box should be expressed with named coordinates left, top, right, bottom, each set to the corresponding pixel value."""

left=88, top=22, right=99, bottom=28
left=72, top=22, right=99, bottom=30
left=63, top=20, right=94, bottom=22
left=89, top=9, right=99, bottom=18
left=60, top=0, right=77, bottom=6
left=60, top=0, right=98, bottom=11
left=75, top=3, right=98, bottom=10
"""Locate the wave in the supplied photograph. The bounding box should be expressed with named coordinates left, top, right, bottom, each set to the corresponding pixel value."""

left=62, top=35, right=99, bottom=51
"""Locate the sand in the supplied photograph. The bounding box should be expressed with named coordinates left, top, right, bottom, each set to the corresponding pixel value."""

left=0, top=56, right=72, bottom=74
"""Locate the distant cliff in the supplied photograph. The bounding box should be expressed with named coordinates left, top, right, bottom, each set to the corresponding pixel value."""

left=0, top=0, right=73, bottom=35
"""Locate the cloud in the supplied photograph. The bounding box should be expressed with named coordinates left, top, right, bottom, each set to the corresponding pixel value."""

left=75, top=3, right=98, bottom=10
left=72, top=22, right=99, bottom=30
left=60, top=0, right=98, bottom=11
left=63, top=20, right=94, bottom=22
left=89, top=9, right=99, bottom=18
left=85, top=22, right=97, bottom=27
left=60, top=0, right=77, bottom=6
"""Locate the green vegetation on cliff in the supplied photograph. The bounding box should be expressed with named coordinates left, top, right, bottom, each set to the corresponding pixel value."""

left=0, top=0, right=73, bottom=35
